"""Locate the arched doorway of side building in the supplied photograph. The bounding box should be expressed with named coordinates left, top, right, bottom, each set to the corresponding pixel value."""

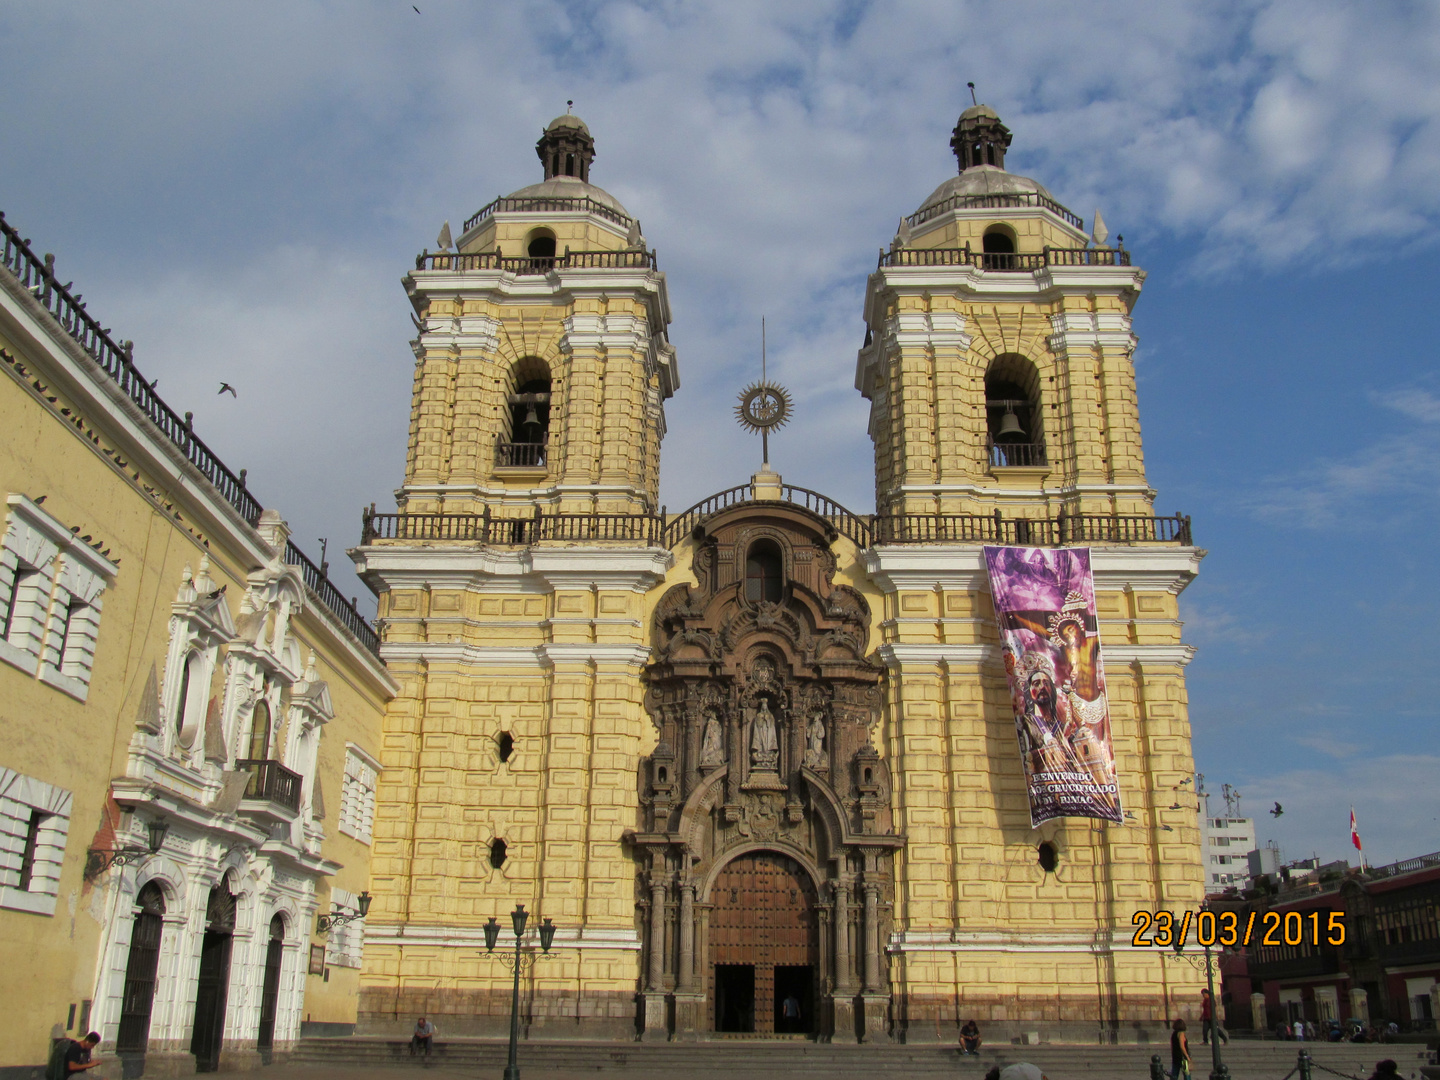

left=708, top=852, right=817, bottom=1036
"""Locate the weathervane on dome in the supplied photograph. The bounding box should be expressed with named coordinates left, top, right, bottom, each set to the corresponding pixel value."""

left=734, top=317, right=792, bottom=468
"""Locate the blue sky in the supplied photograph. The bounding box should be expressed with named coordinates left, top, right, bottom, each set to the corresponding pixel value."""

left=2, top=1, right=1437, bottom=867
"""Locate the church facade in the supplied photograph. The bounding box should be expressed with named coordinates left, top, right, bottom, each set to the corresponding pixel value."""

left=353, top=105, right=1206, bottom=1044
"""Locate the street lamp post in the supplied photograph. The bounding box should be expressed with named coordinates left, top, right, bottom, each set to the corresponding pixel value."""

left=483, top=904, right=556, bottom=1080
left=1167, top=926, right=1231, bottom=1080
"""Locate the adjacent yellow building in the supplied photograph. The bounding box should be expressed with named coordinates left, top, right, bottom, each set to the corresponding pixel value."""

left=0, top=213, right=394, bottom=1073
left=354, top=105, right=1205, bottom=1046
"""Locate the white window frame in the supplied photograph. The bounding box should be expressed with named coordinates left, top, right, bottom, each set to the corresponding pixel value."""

left=0, top=766, right=74, bottom=915
left=0, top=495, right=116, bottom=700
left=324, top=886, right=366, bottom=968
left=338, top=743, right=380, bottom=844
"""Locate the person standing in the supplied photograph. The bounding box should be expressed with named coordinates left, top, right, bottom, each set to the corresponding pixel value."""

left=1200, top=988, right=1228, bottom=1045
left=1170, top=1018, right=1191, bottom=1080
left=781, top=993, right=801, bottom=1032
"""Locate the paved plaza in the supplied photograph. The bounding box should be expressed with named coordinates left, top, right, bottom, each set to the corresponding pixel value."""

left=274, top=1037, right=1435, bottom=1080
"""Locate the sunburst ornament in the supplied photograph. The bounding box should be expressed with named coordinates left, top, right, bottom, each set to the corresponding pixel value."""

left=735, top=380, right=791, bottom=467
left=734, top=381, right=792, bottom=434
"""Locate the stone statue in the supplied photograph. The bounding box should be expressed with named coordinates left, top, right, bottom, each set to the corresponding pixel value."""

left=803, top=710, right=826, bottom=770
left=699, top=709, right=724, bottom=768
left=750, top=698, right=779, bottom=771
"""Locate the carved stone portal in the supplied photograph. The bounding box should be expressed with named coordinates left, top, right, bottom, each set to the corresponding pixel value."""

left=633, top=502, right=901, bottom=1041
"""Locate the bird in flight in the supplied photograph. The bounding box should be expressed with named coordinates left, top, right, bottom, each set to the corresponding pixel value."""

left=218, top=382, right=237, bottom=397
left=1270, top=802, right=1283, bottom=817
left=413, top=4, right=420, bottom=11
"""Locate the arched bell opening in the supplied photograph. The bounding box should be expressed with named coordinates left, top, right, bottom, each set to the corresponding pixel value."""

left=984, top=353, right=1045, bottom=468
left=498, top=357, right=552, bottom=469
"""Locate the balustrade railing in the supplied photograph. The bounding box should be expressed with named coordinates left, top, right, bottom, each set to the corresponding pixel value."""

left=987, top=439, right=1048, bottom=468
left=874, top=512, right=1191, bottom=546
left=878, top=244, right=1131, bottom=270
left=1, top=212, right=263, bottom=526
left=495, top=439, right=548, bottom=468
left=236, top=758, right=302, bottom=812
left=0, top=211, right=379, bottom=658
left=905, top=189, right=1084, bottom=230
left=416, top=249, right=656, bottom=274
left=363, top=504, right=1191, bottom=550
left=463, top=194, right=633, bottom=234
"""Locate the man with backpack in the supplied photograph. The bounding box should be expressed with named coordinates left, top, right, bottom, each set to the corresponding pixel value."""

left=46, top=1031, right=102, bottom=1080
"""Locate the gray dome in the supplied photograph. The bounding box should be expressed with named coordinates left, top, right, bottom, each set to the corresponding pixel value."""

left=546, top=112, right=590, bottom=135
left=916, top=164, right=1055, bottom=215
left=503, top=174, right=630, bottom=219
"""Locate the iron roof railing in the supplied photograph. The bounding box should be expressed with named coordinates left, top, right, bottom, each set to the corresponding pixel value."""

left=415, top=249, right=656, bottom=274
left=462, top=194, right=633, bottom=235
left=878, top=244, right=1131, bottom=271
left=905, top=189, right=1084, bottom=230
left=0, top=210, right=380, bottom=657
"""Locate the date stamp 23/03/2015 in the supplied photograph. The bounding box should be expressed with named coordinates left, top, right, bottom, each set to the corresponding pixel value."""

left=1131, top=909, right=1346, bottom=949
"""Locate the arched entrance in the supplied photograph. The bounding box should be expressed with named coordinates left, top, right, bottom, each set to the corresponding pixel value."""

left=190, top=880, right=236, bottom=1072
left=708, top=853, right=817, bottom=1035
left=256, top=914, right=285, bottom=1053
left=115, top=882, right=166, bottom=1052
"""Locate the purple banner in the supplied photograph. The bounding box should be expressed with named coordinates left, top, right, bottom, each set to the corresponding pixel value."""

left=984, top=546, right=1122, bottom=826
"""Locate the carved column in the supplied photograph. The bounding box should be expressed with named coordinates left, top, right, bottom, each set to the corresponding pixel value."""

left=672, top=875, right=702, bottom=1039
left=862, top=882, right=880, bottom=991
left=641, top=869, right=669, bottom=1040
left=829, top=874, right=858, bottom=1043
left=859, top=876, right=891, bottom=1043
left=678, top=881, right=695, bottom=990
left=648, top=879, right=667, bottom=990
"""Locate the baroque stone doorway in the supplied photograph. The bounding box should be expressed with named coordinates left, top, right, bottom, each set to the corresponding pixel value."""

left=708, top=853, right=817, bottom=1035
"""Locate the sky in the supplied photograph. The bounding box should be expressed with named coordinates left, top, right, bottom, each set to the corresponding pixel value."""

left=2, top=0, right=1437, bottom=868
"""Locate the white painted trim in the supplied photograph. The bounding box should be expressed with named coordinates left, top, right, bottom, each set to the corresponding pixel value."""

left=364, top=921, right=641, bottom=951
left=875, top=642, right=1196, bottom=669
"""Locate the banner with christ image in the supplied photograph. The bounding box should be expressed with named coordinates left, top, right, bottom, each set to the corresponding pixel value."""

left=984, top=546, right=1123, bottom=826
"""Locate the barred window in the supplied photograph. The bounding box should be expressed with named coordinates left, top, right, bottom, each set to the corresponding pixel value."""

left=0, top=766, right=73, bottom=915
left=0, top=495, right=115, bottom=699
left=338, top=745, right=379, bottom=844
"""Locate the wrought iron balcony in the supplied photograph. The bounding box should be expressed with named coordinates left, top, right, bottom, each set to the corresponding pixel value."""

left=415, top=249, right=657, bottom=274
left=986, top=439, right=1048, bottom=468
left=495, top=439, right=548, bottom=468
left=463, top=194, right=633, bottom=234
left=361, top=503, right=1192, bottom=551
left=236, top=758, right=302, bottom=814
left=905, top=189, right=1084, bottom=230
left=878, top=244, right=1131, bottom=270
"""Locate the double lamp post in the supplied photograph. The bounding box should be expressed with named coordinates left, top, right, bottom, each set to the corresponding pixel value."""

left=483, top=904, right=556, bottom=1080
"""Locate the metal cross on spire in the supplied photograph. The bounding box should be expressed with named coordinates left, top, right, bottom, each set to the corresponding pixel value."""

left=734, top=316, right=792, bottom=467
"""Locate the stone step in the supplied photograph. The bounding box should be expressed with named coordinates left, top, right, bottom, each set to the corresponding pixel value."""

left=289, top=1035, right=1420, bottom=1078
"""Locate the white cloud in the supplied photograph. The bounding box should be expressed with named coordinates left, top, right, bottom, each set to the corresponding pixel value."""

left=1239, top=755, right=1440, bottom=867
left=6, top=0, right=1440, bottom=604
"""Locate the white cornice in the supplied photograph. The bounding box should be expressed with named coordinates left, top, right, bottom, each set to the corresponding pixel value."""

left=893, top=482, right=1156, bottom=498
left=864, top=545, right=1202, bottom=595
left=875, top=641, right=1195, bottom=670
left=376, top=641, right=652, bottom=668
left=365, top=921, right=640, bottom=950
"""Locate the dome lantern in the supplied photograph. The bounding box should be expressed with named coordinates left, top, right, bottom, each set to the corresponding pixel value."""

left=950, top=101, right=1013, bottom=173
left=536, top=102, right=596, bottom=182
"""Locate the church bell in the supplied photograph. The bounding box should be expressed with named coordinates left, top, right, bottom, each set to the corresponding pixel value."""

left=997, top=407, right=1025, bottom=439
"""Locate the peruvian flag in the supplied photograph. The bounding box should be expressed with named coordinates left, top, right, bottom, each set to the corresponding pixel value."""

left=1350, top=808, right=1363, bottom=853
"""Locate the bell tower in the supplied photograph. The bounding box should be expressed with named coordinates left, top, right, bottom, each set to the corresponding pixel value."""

left=355, top=113, right=680, bottom=1038
left=856, top=102, right=1149, bottom=527
left=399, top=108, right=676, bottom=522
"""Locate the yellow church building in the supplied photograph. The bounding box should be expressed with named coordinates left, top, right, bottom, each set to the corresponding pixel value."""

left=353, top=103, right=1206, bottom=1045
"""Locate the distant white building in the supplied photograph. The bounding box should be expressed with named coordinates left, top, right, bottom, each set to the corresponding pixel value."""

left=1202, top=813, right=1258, bottom=891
